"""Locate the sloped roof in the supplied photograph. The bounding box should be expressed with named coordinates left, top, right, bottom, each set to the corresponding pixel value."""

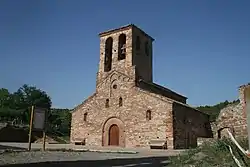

left=137, top=79, right=187, bottom=102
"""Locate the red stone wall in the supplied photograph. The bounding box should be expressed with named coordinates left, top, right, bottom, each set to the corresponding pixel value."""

left=70, top=24, right=212, bottom=150
left=70, top=72, right=175, bottom=149
left=216, top=84, right=250, bottom=139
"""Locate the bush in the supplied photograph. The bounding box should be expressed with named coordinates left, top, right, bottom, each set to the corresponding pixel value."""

left=169, top=138, right=250, bottom=167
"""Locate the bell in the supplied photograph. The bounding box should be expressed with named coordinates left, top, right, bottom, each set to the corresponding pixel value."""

left=121, top=44, right=126, bottom=50
left=121, top=49, right=126, bottom=54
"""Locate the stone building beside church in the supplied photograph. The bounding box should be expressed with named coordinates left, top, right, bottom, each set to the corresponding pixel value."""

left=70, top=24, right=213, bottom=149
left=216, top=84, right=250, bottom=139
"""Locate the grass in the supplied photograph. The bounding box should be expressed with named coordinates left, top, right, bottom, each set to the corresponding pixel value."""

left=168, top=138, right=250, bottom=167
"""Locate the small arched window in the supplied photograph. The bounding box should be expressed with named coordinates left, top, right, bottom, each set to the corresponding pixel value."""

left=105, top=99, right=109, bottom=108
left=146, top=110, right=151, bottom=120
left=136, top=36, right=140, bottom=50
left=83, top=113, right=87, bottom=121
left=119, top=97, right=123, bottom=107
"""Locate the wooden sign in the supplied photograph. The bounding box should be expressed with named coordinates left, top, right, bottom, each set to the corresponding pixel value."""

left=28, top=106, right=47, bottom=151
left=33, top=107, right=47, bottom=131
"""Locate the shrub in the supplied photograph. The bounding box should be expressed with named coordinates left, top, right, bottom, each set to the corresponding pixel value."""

left=168, top=138, right=250, bottom=167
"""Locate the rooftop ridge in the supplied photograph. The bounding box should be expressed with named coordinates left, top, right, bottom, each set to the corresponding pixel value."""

left=98, top=24, right=154, bottom=41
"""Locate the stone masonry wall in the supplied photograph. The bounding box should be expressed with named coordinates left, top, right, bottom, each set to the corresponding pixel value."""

left=71, top=70, right=213, bottom=149
left=71, top=71, right=174, bottom=149
left=71, top=24, right=212, bottom=149
left=97, top=25, right=154, bottom=86
left=216, top=84, right=250, bottom=139
left=172, top=102, right=212, bottom=149
left=97, top=28, right=133, bottom=87
left=217, top=103, right=247, bottom=138
left=132, top=27, right=153, bottom=83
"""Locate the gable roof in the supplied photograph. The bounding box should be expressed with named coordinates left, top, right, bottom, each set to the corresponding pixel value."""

left=71, top=93, right=96, bottom=113
left=136, top=84, right=209, bottom=116
left=137, top=79, right=187, bottom=103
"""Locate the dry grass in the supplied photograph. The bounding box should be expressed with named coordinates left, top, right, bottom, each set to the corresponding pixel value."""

left=168, top=138, right=250, bottom=167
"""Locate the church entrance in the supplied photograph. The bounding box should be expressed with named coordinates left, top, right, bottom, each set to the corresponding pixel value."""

left=102, top=117, right=125, bottom=147
left=108, top=124, right=119, bottom=146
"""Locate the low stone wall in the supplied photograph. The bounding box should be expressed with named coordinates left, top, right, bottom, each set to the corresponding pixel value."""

left=211, top=84, right=250, bottom=140
left=216, top=103, right=247, bottom=138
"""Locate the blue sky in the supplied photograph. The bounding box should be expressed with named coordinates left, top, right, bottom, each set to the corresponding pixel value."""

left=0, top=0, right=250, bottom=108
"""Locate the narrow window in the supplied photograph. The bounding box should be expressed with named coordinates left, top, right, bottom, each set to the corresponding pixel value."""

left=119, top=97, right=123, bottom=107
left=104, top=37, right=113, bottom=72
left=146, top=110, right=151, bottom=120
left=118, top=34, right=126, bottom=60
left=83, top=113, right=87, bottom=121
left=105, top=99, right=109, bottom=108
left=145, top=41, right=149, bottom=56
left=136, top=36, right=140, bottom=50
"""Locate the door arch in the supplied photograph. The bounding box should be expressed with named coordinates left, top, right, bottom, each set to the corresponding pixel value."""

left=109, top=124, right=119, bottom=146
left=102, top=117, right=125, bottom=147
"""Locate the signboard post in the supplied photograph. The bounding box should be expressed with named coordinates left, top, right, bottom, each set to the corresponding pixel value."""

left=245, top=87, right=250, bottom=154
left=28, top=106, right=34, bottom=151
left=28, top=106, right=47, bottom=151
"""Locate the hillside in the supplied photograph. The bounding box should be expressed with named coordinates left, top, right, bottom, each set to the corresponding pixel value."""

left=196, top=99, right=240, bottom=122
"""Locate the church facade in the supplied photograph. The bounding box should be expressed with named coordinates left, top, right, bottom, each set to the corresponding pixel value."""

left=70, top=24, right=212, bottom=149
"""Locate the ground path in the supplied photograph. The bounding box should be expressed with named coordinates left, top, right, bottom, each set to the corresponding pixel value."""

left=0, top=143, right=185, bottom=166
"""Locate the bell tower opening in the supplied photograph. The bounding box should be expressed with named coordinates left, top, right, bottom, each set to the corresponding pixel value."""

left=96, top=24, right=155, bottom=87
left=104, top=37, right=113, bottom=72
left=118, top=34, right=126, bottom=60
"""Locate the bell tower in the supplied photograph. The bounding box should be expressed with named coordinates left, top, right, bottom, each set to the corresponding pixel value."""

left=96, top=24, right=154, bottom=87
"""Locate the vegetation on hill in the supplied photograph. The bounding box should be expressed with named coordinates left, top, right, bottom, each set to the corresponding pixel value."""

left=196, top=99, right=240, bottom=122
left=0, top=84, right=71, bottom=137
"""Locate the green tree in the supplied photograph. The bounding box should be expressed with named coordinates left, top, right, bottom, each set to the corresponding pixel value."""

left=0, top=88, right=11, bottom=107
left=16, top=84, right=52, bottom=123
left=0, top=85, right=74, bottom=138
left=48, top=108, right=72, bottom=136
left=0, top=84, right=52, bottom=124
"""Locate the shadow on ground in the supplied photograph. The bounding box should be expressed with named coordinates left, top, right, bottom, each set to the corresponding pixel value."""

left=0, top=145, right=26, bottom=151
left=1, top=157, right=170, bottom=167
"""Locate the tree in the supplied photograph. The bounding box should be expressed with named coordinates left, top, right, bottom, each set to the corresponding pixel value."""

left=0, top=84, right=52, bottom=124
left=0, top=88, right=11, bottom=107
left=48, top=108, right=72, bottom=136
left=16, top=84, right=51, bottom=109
left=16, top=84, right=52, bottom=123
left=0, top=84, right=74, bottom=138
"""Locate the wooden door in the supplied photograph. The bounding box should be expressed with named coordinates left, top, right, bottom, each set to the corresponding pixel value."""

left=109, top=124, right=119, bottom=146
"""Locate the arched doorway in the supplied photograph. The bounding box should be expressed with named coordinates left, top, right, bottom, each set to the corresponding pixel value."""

left=217, top=127, right=235, bottom=139
left=102, top=117, right=125, bottom=147
left=109, top=124, right=119, bottom=146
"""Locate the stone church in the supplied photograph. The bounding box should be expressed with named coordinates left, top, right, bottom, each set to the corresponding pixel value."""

left=70, top=24, right=213, bottom=149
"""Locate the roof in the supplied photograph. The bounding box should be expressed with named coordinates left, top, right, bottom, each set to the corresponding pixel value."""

left=136, top=82, right=209, bottom=116
left=137, top=79, right=187, bottom=101
left=98, top=24, right=155, bottom=41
